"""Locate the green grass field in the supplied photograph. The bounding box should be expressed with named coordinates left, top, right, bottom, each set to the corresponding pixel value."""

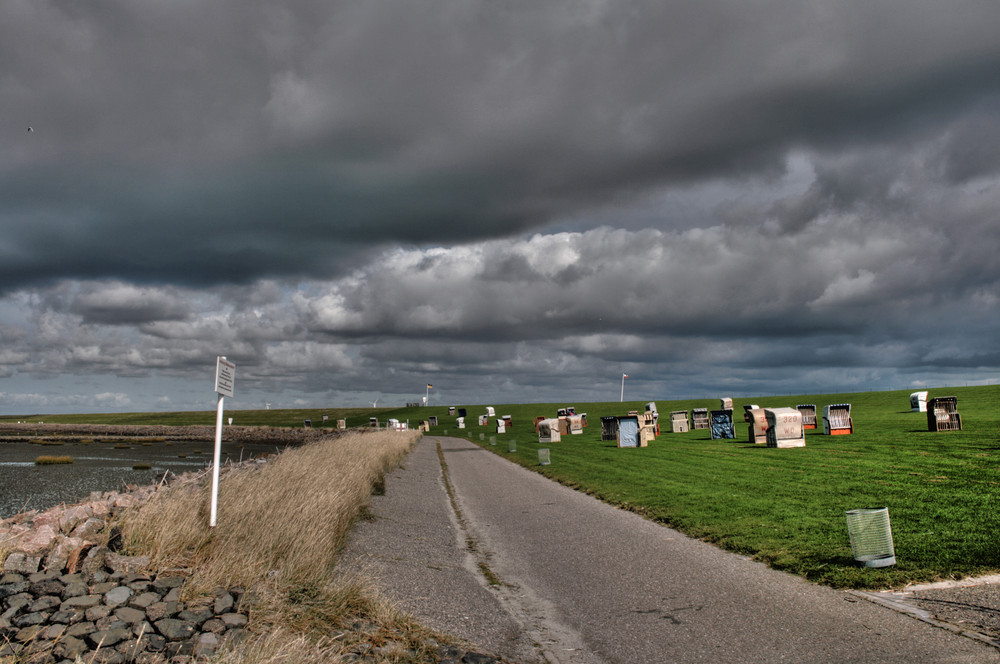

left=7, top=385, right=999, bottom=589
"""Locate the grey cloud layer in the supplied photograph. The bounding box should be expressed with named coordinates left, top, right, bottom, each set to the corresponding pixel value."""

left=4, top=2, right=1000, bottom=288
left=1, top=210, right=996, bottom=409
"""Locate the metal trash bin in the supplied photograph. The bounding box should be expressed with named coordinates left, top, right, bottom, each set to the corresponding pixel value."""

left=846, top=507, right=896, bottom=568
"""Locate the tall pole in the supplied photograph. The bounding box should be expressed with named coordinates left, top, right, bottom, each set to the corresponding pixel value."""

left=211, top=355, right=235, bottom=528
left=210, top=392, right=224, bottom=527
left=620, top=373, right=627, bottom=402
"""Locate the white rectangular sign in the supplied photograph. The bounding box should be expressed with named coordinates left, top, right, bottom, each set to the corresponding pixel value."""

left=215, top=357, right=236, bottom=397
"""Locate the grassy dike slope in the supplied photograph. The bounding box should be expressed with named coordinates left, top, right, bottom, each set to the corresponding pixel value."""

left=392, top=385, right=1000, bottom=590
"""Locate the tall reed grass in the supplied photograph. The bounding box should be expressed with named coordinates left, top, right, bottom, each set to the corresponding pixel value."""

left=117, top=430, right=436, bottom=662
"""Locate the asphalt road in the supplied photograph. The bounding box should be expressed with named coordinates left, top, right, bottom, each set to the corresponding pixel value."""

left=338, top=436, right=999, bottom=663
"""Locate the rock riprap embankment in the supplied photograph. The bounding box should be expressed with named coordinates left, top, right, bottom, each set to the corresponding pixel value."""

left=1, top=466, right=258, bottom=663
left=0, top=561, right=247, bottom=663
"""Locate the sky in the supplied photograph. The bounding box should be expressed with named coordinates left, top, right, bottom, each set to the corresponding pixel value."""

left=2, top=1, right=999, bottom=414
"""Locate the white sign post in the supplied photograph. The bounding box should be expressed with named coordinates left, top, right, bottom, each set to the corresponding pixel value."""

left=210, top=356, right=235, bottom=527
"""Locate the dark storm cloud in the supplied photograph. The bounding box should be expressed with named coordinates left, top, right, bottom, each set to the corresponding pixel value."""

left=4, top=1, right=1000, bottom=292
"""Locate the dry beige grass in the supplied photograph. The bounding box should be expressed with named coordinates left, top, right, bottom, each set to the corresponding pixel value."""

left=121, top=430, right=416, bottom=587
left=33, top=455, right=73, bottom=464
left=116, top=429, right=441, bottom=663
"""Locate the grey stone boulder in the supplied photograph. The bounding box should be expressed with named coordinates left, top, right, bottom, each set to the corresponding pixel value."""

left=3, top=553, right=42, bottom=574
left=129, top=591, right=160, bottom=609
left=28, top=578, right=64, bottom=597
left=194, top=631, right=220, bottom=657
left=28, top=595, right=61, bottom=612
left=53, top=634, right=89, bottom=659
left=151, top=575, right=185, bottom=592
left=0, top=581, right=28, bottom=600
left=6, top=592, right=32, bottom=610
left=221, top=612, right=249, bottom=628
left=14, top=624, right=43, bottom=642
left=104, top=585, right=133, bottom=606
left=86, top=603, right=113, bottom=621
left=214, top=590, right=234, bottom=614
left=154, top=617, right=195, bottom=641
left=48, top=607, right=85, bottom=624
left=87, top=624, right=132, bottom=648
left=61, top=580, right=89, bottom=599
left=177, top=606, right=213, bottom=626
left=65, top=620, right=96, bottom=637
left=144, top=600, right=178, bottom=622
left=62, top=593, right=102, bottom=609
left=13, top=611, right=49, bottom=627
left=114, top=606, right=146, bottom=624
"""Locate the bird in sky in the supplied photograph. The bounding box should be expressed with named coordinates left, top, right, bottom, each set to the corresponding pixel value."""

left=27, top=127, right=33, bottom=132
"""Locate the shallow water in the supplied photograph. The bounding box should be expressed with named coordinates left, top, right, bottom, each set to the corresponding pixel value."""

left=0, top=439, right=284, bottom=519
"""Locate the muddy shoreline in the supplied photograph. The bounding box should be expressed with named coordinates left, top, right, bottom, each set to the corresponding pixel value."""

left=0, top=424, right=351, bottom=519
left=0, top=422, right=337, bottom=446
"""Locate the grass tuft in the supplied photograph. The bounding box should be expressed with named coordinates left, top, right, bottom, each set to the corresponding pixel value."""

left=35, top=455, right=73, bottom=464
